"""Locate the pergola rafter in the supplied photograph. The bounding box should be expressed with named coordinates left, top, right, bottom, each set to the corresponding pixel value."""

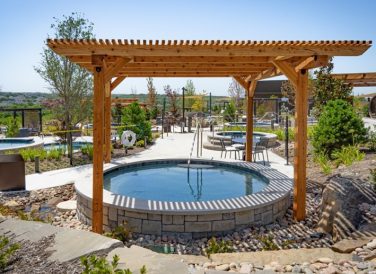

left=47, top=39, right=371, bottom=234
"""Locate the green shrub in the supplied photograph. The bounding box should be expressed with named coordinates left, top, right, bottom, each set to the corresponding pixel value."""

left=331, top=145, right=365, bottom=167
left=121, top=102, right=152, bottom=142
left=103, top=222, right=132, bottom=242
left=313, top=152, right=332, bottom=175
left=5, top=118, right=19, bottom=137
left=135, top=140, right=145, bottom=147
left=367, top=129, right=376, bottom=151
left=81, top=254, right=146, bottom=274
left=370, top=168, right=376, bottom=191
left=0, top=236, right=20, bottom=271
left=205, top=237, right=233, bottom=257
left=259, top=235, right=279, bottom=251
left=81, top=144, right=93, bottom=160
left=312, top=99, right=367, bottom=155
left=47, top=147, right=63, bottom=160
left=19, top=148, right=48, bottom=162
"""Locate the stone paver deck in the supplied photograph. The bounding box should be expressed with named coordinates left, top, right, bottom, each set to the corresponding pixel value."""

left=0, top=217, right=123, bottom=262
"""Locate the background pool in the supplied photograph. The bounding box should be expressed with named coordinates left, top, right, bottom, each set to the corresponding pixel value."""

left=0, top=138, right=34, bottom=149
left=43, top=142, right=91, bottom=151
left=104, top=163, right=268, bottom=202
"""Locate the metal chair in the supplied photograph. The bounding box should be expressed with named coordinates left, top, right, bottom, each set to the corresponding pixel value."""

left=253, top=138, right=269, bottom=165
left=220, top=139, right=240, bottom=159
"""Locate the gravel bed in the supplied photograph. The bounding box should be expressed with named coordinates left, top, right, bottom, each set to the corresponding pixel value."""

left=3, top=234, right=109, bottom=274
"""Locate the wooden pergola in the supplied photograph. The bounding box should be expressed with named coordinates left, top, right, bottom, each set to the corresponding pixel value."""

left=47, top=39, right=371, bottom=234
left=111, top=97, right=147, bottom=107
left=331, top=72, right=376, bottom=87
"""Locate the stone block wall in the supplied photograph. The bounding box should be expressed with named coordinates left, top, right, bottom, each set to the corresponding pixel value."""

left=77, top=192, right=290, bottom=239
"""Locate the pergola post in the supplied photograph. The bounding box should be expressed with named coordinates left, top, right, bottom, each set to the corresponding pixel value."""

left=104, top=82, right=111, bottom=163
left=92, top=55, right=106, bottom=234
left=233, top=77, right=257, bottom=162
left=246, top=81, right=257, bottom=162
left=272, top=59, right=308, bottom=221
left=294, top=69, right=308, bottom=220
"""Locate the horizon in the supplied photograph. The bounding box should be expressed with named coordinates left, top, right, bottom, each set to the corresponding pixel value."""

left=1, top=0, right=375, bottom=96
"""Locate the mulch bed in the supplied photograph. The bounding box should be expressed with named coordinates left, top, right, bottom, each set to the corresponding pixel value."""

left=25, top=146, right=146, bottom=175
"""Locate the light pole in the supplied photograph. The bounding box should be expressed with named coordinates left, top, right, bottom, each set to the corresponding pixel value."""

left=182, top=87, right=186, bottom=132
left=281, top=97, right=289, bottom=165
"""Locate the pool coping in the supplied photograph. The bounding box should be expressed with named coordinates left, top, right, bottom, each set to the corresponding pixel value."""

left=0, top=137, right=44, bottom=153
left=75, top=158, right=293, bottom=215
left=212, top=131, right=277, bottom=141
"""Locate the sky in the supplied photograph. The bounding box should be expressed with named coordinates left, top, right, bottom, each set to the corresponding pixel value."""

left=0, top=0, right=375, bottom=96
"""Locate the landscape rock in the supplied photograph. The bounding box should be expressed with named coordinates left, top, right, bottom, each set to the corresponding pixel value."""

left=317, top=175, right=376, bottom=241
left=3, top=199, right=21, bottom=209
left=332, top=238, right=372, bottom=253
left=47, top=197, right=64, bottom=206
left=215, top=264, right=230, bottom=271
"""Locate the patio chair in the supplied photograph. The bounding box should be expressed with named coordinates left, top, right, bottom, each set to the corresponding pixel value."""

left=219, top=139, right=241, bottom=159
left=253, top=138, right=269, bottom=165
left=261, top=137, right=271, bottom=162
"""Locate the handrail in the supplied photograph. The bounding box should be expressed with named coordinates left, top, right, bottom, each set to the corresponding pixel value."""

left=187, top=118, right=201, bottom=166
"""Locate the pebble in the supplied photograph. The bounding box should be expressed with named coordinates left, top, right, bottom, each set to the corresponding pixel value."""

left=316, top=257, right=333, bottom=264
left=216, top=264, right=230, bottom=271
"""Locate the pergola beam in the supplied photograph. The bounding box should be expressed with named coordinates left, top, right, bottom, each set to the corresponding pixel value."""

left=110, top=76, right=126, bottom=92
left=104, top=57, right=131, bottom=82
left=272, top=60, right=298, bottom=87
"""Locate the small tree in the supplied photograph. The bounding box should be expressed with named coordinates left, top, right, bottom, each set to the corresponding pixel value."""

left=281, top=73, right=314, bottom=114
left=184, top=80, right=196, bottom=109
left=164, top=85, right=179, bottom=118
left=312, top=60, right=353, bottom=118
left=121, top=102, right=151, bottom=142
left=223, top=101, right=236, bottom=122
left=5, top=117, right=19, bottom=137
left=191, top=92, right=207, bottom=112
left=227, top=79, right=245, bottom=110
left=312, top=99, right=367, bottom=155
left=280, top=80, right=296, bottom=111
left=146, top=77, right=158, bottom=119
left=35, top=13, right=94, bottom=159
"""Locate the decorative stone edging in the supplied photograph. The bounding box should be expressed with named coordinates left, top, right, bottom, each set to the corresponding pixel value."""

left=75, top=159, right=292, bottom=238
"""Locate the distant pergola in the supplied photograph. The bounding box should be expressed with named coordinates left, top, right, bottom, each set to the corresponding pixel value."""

left=331, top=72, right=376, bottom=87
left=47, top=39, right=371, bottom=234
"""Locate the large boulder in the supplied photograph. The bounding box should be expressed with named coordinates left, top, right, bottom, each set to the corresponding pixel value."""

left=317, top=175, right=376, bottom=242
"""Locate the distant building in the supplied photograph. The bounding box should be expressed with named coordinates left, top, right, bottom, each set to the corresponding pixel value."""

left=254, top=80, right=284, bottom=98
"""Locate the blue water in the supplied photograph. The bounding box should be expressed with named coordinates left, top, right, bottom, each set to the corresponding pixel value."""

left=43, top=142, right=91, bottom=151
left=104, top=164, right=268, bottom=202
left=0, top=139, right=34, bottom=149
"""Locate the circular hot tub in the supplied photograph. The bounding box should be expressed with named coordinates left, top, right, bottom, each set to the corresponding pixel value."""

left=0, top=137, right=43, bottom=154
left=76, top=159, right=292, bottom=238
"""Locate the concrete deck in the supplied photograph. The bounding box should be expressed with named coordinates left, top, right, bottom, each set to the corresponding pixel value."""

left=0, top=217, right=123, bottom=262
left=25, top=130, right=293, bottom=191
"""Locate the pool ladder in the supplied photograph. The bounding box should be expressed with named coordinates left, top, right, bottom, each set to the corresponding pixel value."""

left=187, top=118, right=203, bottom=166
